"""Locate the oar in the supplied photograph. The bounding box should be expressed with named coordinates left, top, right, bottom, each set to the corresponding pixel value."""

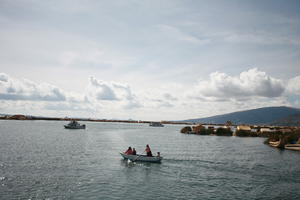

left=131, top=150, right=146, bottom=162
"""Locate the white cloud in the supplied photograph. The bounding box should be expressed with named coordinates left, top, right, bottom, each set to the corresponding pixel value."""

left=163, top=93, right=178, bottom=101
left=0, top=70, right=299, bottom=121
left=190, top=68, right=285, bottom=100
left=86, top=77, right=118, bottom=101
left=0, top=73, right=66, bottom=101
left=287, top=76, right=300, bottom=94
left=0, top=73, right=8, bottom=82
left=85, top=76, right=141, bottom=109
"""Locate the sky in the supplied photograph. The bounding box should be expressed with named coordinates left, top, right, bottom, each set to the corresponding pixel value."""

left=0, top=0, right=300, bottom=121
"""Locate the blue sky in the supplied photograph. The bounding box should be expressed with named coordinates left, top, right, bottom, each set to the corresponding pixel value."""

left=0, top=0, right=300, bottom=120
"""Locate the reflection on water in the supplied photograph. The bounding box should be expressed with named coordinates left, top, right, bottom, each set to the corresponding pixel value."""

left=0, top=120, right=300, bottom=200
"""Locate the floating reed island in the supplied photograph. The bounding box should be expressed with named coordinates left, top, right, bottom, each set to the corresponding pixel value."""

left=181, top=124, right=300, bottom=151
left=180, top=124, right=233, bottom=136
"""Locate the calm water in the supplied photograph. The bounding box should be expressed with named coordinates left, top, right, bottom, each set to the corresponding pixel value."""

left=0, top=120, right=300, bottom=200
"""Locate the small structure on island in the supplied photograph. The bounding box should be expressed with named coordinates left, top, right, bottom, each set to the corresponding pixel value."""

left=192, top=124, right=209, bottom=135
left=260, top=128, right=273, bottom=133
left=235, top=125, right=256, bottom=137
left=258, top=127, right=277, bottom=137
left=236, top=125, right=251, bottom=132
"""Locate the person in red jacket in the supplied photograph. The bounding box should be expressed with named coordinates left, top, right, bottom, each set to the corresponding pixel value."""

left=125, top=147, right=133, bottom=155
left=145, top=144, right=153, bottom=157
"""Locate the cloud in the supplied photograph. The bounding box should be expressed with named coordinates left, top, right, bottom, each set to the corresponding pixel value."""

left=0, top=73, right=8, bottom=82
left=85, top=76, right=141, bottom=109
left=0, top=73, right=66, bottom=101
left=0, top=70, right=298, bottom=121
left=163, top=93, right=178, bottom=101
left=0, top=73, right=143, bottom=115
left=191, top=68, right=285, bottom=100
left=287, top=75, right=300, bottom=94
left=87, top=77, right=118, bottom=101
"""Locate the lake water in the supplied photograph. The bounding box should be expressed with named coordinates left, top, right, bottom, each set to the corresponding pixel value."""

left=0, top=120, right=300, bottom=200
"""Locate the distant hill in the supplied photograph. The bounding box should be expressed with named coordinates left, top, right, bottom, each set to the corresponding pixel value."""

left=182, top=106, right=300, bottom=125
left=271, top=114, right=300, bottom=126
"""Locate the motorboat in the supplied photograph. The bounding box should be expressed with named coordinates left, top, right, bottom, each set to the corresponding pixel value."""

left=64, top=120, right=86, bottom=129
left=149, top=122, right=164, bottom=127
left=120, top=152, right=162, bottom=163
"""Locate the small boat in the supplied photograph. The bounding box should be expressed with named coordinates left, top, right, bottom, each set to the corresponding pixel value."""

left=284, top=144, right=300, bottom=151
left=149, top=122, right=164, bottom=127
left=120, top=153, right=163, bottom=163
left=269, top=140, right=281, bottom=148
left=64, top=120, right=86, bottom=129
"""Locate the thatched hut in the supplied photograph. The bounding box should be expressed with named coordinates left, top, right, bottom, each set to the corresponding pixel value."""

left=236, top=125, right=251, bottom=132
left=236, top=125, right=257, bottom=137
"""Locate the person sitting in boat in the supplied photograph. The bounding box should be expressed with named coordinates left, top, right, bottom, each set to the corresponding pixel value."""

left=125, top=147, right=133, bottom=155
left=132, top=148, right=137, bottom=155
left=145, top=144, right=153, bottom=157
left=71, top=120, right=78, bottom=125
left=157, top=152, right=160, bottom=157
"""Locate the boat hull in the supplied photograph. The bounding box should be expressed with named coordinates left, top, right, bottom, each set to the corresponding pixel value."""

left=269, top=141, right=281, bottom=148
left=64, top=125, right=86, bottom=129
left=285, top=144, right=300, bottom=151
left=120, top=153, right=162, bottom=163
left=149, top=122, right=164, bottom=127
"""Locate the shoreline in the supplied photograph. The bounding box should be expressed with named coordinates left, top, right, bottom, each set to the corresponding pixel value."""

left=0, top=115, right=192, bottom=125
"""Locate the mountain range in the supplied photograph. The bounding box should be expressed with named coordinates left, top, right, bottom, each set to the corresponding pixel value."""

left=182, top=106, right=300, bottom=125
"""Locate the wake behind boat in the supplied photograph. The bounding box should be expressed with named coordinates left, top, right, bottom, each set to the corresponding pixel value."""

left=120, top=152, right=163, bottom=163
left=64, top=120, right=86, bottom=129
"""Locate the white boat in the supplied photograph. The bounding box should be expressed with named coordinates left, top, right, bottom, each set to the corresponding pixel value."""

left=64, top=120, right=86, bottom=129
left=120, top=152, right=163, bottom=163
left=284, top=144, right=300, bottom=151
left=149, top=122, right=164, bottom=127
